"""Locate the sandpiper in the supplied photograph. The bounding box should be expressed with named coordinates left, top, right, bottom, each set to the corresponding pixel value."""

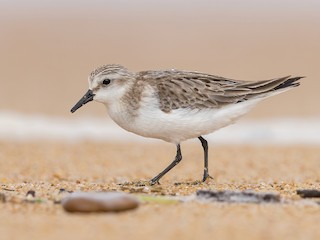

left=71, top=64, right=302, bottom=184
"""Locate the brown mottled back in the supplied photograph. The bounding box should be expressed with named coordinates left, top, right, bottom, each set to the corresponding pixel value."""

left=137, top=70, right=302, bottom=113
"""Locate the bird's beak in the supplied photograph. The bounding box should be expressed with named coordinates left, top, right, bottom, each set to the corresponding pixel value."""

left=70, top=89, right=95, bottom=113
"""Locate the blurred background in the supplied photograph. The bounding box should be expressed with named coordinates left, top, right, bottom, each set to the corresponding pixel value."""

left=0, top=0, right=319, bottom=142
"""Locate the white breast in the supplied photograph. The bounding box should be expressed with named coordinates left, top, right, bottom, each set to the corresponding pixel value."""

left=106, top=87, right=263, bottom=144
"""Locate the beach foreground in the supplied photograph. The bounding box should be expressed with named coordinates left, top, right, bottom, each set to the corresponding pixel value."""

left=0, top=141, right=319, bottom=240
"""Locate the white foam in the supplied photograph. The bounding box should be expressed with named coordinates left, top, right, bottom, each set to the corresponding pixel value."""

left=0, top=111, right=319, bottom=145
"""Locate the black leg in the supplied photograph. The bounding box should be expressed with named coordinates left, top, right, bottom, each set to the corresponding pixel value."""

left=198, top=136, right=212, bottom=182
left=150, top=144, right=182, bottom=185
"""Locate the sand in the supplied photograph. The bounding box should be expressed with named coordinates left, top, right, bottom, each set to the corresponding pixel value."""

left=0, top=141, right=319, bottom=240
left=1, top=2, right=319, bottom=239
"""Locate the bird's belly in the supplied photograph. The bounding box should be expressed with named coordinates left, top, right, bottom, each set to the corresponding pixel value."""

left=119, top=98, right=261, bottom=144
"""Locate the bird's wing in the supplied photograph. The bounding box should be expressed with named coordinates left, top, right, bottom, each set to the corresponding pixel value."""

left=138, top=70, right=302, bottom=113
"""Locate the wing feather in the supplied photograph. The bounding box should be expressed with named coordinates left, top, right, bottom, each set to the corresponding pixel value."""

left=137, top=70, right=302, bottom=112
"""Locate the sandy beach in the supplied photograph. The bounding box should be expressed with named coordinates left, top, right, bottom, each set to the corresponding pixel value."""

left=0, top=141, right=319, bottom=240
left=1, top=1, right=319, bottom=239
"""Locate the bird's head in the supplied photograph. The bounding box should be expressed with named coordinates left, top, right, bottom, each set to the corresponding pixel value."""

left=71, top=64, right=135, bottom=113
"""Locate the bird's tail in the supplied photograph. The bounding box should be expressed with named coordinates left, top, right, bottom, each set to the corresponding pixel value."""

left=241, top=76, right=304, bottom=100
left=273, top=76, right=302, bottom=90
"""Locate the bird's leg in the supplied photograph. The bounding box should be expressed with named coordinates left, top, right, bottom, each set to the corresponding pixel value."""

left=198, top=136, right=213, bottom=182
left=150, top=144, right=182, bottom=185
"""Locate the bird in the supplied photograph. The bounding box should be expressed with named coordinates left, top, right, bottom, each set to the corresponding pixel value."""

left=71, top=64, right=303, bottom=185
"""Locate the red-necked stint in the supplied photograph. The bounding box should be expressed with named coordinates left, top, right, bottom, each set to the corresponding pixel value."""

left=71, top=64, right=303, bottom=185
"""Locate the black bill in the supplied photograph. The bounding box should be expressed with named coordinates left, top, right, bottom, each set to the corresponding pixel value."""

left=70, top=89, right=95, bottom=113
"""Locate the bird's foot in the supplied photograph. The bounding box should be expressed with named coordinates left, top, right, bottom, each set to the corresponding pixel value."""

left=202, top=172, right=214, bottom=182
left=149, top=178, right=161, bottom=186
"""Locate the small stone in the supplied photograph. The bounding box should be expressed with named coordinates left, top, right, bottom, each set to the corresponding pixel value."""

left=61, top=192, right=140, bottom=213
left=196, top=190, right=281, bottom=203
left=26, top=190, right=36, bottom=202
left=26, top=190, right=36, bottom=198
left=297, top=189, right=320, bottom=198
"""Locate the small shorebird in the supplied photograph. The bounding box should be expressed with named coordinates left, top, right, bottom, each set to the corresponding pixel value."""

left=71, top=64, right=302, bottom=184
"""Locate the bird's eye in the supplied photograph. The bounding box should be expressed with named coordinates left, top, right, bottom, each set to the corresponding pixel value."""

left=102, top=79, right=111, bottom=85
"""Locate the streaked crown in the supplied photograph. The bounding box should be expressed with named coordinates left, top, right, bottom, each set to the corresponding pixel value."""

left=89, top=64, right=132, bottom=82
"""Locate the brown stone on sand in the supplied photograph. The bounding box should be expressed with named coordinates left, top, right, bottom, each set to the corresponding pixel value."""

left=297, top=189, right=320, bottom=198
left=61, top=192, right=140, bottom=213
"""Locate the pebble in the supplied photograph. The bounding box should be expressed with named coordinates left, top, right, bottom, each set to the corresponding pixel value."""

left=297, top=189, right=320, bottom=198
left=196, top=190, right=281, bottom=203
left=61, top=192, right=140, bottom=213
left=26, top=190, right=36, bottom=198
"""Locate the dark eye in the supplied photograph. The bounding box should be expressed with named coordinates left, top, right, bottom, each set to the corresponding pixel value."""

left=102, top=79, right=111, bottom=85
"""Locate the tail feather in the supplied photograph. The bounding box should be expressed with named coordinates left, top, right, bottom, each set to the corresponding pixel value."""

left=273, top=76, right=303, bottom=91
left=241, top=76, right=304, bottom=100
